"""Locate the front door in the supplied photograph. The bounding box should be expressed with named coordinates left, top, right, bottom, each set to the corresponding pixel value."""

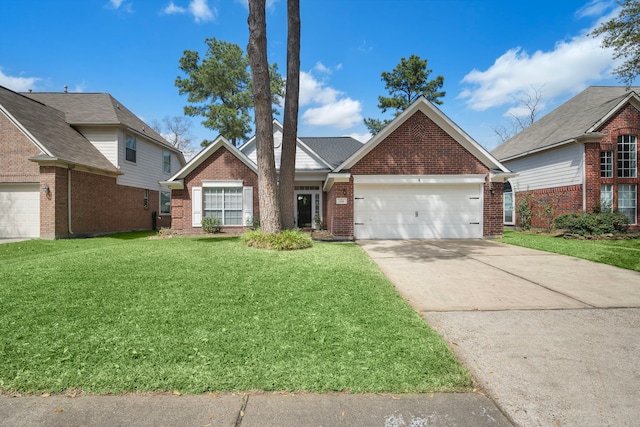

left=297, top=194, right=312, bottom=227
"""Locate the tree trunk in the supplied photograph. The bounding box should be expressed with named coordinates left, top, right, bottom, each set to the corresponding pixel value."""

left=247, top=0, right=281, bottom=234
left=279, top=0, right=301, bottom=230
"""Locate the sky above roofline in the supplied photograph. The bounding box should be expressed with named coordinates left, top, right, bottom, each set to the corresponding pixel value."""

left=0, top=0, right=634, bottom=152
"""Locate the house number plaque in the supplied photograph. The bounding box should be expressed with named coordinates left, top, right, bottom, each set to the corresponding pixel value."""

left=336, top=197, right=348, bottom=205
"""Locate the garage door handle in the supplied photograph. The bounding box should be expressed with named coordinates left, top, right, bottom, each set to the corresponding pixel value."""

left=469, top=197, right=480, bottom=199
left=354, top=197, right=364, bottom=200
left=355, top=222, right=364, bottom=225
left=469, top=222, right=480, bottom=224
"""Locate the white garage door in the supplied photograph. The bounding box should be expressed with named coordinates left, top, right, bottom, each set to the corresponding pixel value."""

left=354, top=183, right=483, bottom=239
left=0, top=183, right=40, bottom=238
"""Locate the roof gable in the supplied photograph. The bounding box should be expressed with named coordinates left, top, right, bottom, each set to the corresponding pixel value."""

left=0, top=85, right=119, bottom=174
left=164, top=135, right=256, bottom=186
left=336, top=97, right=509, bottom=173
left=239, top=120, right=334, bottom=170
left=23, top=92, right=180, bottom=155
left=492, top=86, right=640, bottom=161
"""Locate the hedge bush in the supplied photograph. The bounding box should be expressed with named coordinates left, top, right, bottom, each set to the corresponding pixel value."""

left=202, top=216, right=222, bottom=233
left=553, top=212, right=629, bottom=235
left=243, top=228, right=313, bottom=250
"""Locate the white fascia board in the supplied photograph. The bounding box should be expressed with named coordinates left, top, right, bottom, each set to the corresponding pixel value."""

left=353, top=174, right=486, bottom=185
left=160, top=179, right=184, bottom=190
left=323, top=172, right=351, bottom=191
left=489, top=172, right=519, bottom=183
left=295, top=171, right=330, bottom=182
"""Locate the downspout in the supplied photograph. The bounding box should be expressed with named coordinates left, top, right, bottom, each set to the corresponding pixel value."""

left=68, top=167, right=74, bottom=235
left=581, top=144, right=587, bottom=212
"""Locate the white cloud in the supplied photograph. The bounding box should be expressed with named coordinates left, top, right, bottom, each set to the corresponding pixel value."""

left=459, top=32, right=616, bottom=112
left=0, top=68, right=41, bottom=92
left=313, top=62, right=331, bottom=74
left=162, top=2, right=187, bottom=15
left=302, top=98, right=363, bottom=129
left=576, top=0, right=615, bottom=19
left=299, top=71, right=341, bottom=106
left=298, top=69, right=363, bottom=130
left=107, top=0, right=133, bottom=13
left=189, top=0, right=216, bottom=22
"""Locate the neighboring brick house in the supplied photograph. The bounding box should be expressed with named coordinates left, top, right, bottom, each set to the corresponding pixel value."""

left=163, top=97, right=513, bottom=239
left=492, top=86, right=640, bottom=230
left=0, top=85, right=185, bottom=239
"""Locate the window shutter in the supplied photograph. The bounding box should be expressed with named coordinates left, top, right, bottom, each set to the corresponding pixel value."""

left=192, top=186, right=202, bottom=227
left=243, top=186, right=253, bottom=226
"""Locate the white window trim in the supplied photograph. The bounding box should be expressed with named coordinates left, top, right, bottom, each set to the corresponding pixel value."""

left=202, top=180, right=243, bottom=188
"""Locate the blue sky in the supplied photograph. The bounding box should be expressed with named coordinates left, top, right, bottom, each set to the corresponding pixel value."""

left=0, top=0, right=631, bottom=153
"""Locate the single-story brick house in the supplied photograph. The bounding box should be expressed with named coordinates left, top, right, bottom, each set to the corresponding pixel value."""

left=492, top=86, right=639, bottom=230
left=0, top=85, right=185, bottom=239
left=163, top=97, right=514, bottom=239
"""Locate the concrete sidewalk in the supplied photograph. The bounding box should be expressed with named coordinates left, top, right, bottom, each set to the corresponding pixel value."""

left=0, top=392, right=511, bottom=426
left=360, top=239, right=640, bottom=427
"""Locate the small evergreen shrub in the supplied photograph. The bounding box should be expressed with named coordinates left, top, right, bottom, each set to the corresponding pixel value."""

left=243, top=228, right=313, bottom=250
left=246, top=215, right=260, bottom=230
left=553, top=212, right=629, bottom=235
left=202, top=216, right=222, bottom=233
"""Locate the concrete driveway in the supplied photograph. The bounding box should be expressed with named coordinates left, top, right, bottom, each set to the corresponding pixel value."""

left=359, top=239, right=640, bottom=427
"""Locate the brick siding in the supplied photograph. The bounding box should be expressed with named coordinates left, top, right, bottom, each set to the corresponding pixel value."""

left=514, top=185, right=584, bottom=230
left=0, top=112, right=40, bottom=183
left=331, top=111, right=502, bottom=238
left=173, top=147, right=259, bottom=234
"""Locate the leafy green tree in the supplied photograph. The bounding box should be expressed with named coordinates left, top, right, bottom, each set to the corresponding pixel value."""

left=364, top=55, right=445, bottom=134
left=591, top=0, right=640, bottom=87
left=175, top=38, right=284, bottom=146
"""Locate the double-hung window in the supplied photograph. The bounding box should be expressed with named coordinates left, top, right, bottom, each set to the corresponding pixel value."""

left=204, top=187, right=243, bottom=225
left=600, top=151, right=613, bottom=178
left=617, top=135, right=637, bottom=178
left=618, top=184, right=637, bottom=224
left=125, top=134, right=137, bottom=163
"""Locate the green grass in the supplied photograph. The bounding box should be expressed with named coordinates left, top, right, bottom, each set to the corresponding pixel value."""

left=0, top=233, right=470, bottom=395
left=500, top=230, right=640, bottom=272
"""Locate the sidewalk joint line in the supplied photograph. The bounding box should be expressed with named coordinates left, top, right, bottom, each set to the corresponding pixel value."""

left=234, top=394, right=249, bottom=427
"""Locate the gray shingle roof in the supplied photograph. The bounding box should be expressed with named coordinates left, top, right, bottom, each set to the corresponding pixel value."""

left=23, top=92, right=175, bottom=150
left=0, top=86, right=119, bottom=173
left=492, top=86, right=640, bottom=161
left=300, top=136, right=364, bottom=168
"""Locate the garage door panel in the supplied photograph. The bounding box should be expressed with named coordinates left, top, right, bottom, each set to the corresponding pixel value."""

left=354, top=183, right=482, bottom=239
left=0, top=184, right=40, bottom=238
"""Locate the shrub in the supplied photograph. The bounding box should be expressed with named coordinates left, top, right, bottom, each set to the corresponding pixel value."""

left=245, top=215, right=260, bottom=230
left=243, top=228, right=313, bottom=250
left=202, top=216, right=222, bottom=234
left=552, top=211, right=629, bottom=235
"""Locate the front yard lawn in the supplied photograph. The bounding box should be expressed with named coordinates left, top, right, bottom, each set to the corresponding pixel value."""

left=0, top=233, right=471, bottom=394
left=500, top=230, right=640, bottom=272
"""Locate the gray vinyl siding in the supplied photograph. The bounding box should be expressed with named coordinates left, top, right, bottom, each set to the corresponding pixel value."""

left=75, top=126, right=119, bottom=166
left=504, top=144, right=583, bottom=192
left=116, top=130, right=177, bottom=189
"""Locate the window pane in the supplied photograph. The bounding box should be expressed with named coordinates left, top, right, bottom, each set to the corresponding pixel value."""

left=600, top=151, right=612, bottom=178
left=600, top=184, right=612, bottom=212
left=160, top=191, right=171, bottom=214
left=224, top=210, right=242, bottom=225
left=618, top=184, right=637, bottom=224
left=225, top=188, right=242, bottom=210
left=163, top=151, right=171, bottom=173
left=618, top=135, right=637, bottom=178
left=125, top=135, right=137, bottom=163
